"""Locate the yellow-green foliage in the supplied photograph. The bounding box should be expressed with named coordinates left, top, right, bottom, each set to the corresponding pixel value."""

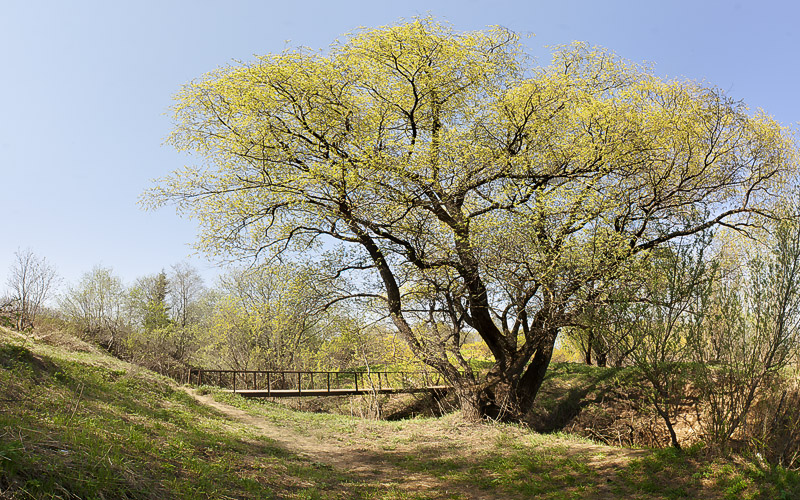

left=145, top=16, right=799, bottom=416
left=197, top=264, right=328, bottom=371
left=149, top=18, right=795, bottom=266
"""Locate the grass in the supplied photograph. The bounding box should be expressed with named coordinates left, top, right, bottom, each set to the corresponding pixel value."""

left=0, top=328, right=443, bottom=499
left=2, top=327, right=799, bottom=499
left=529, top=362, right=640, bottom=430
left=213, top=378, right=800, bottom=499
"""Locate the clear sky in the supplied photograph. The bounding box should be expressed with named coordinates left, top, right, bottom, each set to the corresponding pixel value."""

left=1, top=0, right=798, bottom=293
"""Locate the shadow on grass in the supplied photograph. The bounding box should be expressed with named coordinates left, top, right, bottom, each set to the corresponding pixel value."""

left=531, top=363, right=629, bottom=433
left=348, top=439, right=800, bottom=500
left=1, top=346, right=461, bottom=500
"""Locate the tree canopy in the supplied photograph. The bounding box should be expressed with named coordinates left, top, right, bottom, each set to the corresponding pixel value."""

left=146, top=18, right=798, bottom=420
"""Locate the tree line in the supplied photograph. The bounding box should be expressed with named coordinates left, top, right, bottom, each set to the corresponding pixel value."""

left=562, top=223, right=800, bottom=459
left=1, top=253, right=403, bottom=380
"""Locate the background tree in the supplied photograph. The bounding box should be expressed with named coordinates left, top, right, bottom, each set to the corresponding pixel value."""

left=145, top=270, right=171, bottom=332
left=693, top=217, right=800, bottom=451
left=146, top=18, right=798, bottom=420
left=615, top=235, right=715, bottom=449
left=5, top=248, right=59, bottom=331
left=167, top=262, right=206, bottom=361
left=129, top=270, right=171, bottom=332
left=314, top=317, right=410, bottom=372
left=59, top=265, right=129, bottom=353
left=125, top=270, right=178, bottom=373
left=566, top=295, right=638, bottom=368
left=168, top=262, right=205, bottom=328
left=202, top=264, right=328, bottom=372
left=0, top=295, right=15, bottom=329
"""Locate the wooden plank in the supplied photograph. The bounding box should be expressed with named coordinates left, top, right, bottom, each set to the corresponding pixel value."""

left=225, top=386, right=452, bottom=398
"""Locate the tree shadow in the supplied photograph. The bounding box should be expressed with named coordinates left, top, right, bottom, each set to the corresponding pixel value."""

left=528, top=364, right=628, bottom=433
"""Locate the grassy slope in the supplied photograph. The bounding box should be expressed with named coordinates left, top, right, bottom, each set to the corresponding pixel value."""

left=0, top=328, right=397, bottom=499
left=1, top=327, right=799, bottom=500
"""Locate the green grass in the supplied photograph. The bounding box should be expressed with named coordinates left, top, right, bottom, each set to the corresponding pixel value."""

left=529, top=362, right=640, bottom=430
left=2, top=328, right=800, bottom=499
left=0, top=329, right=448, bottom=499
left=213, top=375, right=800, bottom=500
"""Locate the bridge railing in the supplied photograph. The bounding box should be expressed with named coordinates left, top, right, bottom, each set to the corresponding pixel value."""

left=188, top=368, right=449, bottom=394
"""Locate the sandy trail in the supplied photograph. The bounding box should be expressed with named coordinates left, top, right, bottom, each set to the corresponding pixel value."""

left=184, top=388, right=503, bottom=500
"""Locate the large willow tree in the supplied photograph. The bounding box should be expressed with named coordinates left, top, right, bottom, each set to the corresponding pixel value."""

left=147, top=18, right=797, bottom=420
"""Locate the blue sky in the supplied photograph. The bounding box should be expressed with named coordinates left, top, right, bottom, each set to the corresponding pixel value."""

left=1, top=0, right=798, bottom=292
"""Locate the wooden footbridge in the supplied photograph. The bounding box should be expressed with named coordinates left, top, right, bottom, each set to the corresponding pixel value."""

left=188, top=369, right=452, bottom=398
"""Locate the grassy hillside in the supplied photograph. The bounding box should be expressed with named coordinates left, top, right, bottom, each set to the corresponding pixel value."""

left=0, top=328, right=393, bottom=499
left=1, top=327, right=799, bottom=499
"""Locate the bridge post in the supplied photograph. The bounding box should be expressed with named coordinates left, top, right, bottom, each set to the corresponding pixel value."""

left=354, top=372, right=358, bottom=392
left=327, top=372, right=331, bottom=393
left=298, top=372, right=302, bottom=394
left=267, top=372, right=271, bottom=396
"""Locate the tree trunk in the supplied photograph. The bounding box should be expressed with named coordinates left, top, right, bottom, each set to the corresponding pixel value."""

left=455, top=386, right=485, bottom=422
left=455, top=328, right=559, bottom=422
left=584, top=329, right=593, bottom=365
left=513, top=330, right=558, bottom=417
left=653, top=400, right=682, bottom=450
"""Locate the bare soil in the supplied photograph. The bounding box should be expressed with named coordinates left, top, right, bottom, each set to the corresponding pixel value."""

left=186, top=388, right=497, bottom=499
left=184, top=388, right=649, bottom=500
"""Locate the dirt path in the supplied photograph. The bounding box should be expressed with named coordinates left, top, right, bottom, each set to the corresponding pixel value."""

left=184, top=388, right=502, bottom=500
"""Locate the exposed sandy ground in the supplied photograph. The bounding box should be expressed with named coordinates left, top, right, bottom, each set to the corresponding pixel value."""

left=186, top=388, right=499, bottom=499
left=184, top=388, right=649, bottom=500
